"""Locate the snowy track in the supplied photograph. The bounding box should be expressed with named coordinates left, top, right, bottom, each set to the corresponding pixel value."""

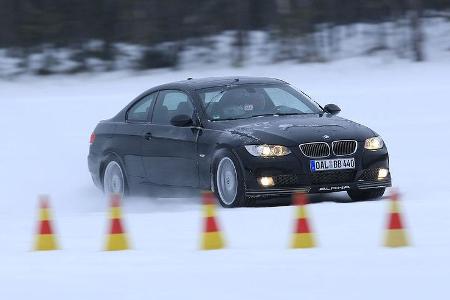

left=0, top=58, right=449, bottom=299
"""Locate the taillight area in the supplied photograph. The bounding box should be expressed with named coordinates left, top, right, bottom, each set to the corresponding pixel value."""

left=90, top=132, right=96, bottom=144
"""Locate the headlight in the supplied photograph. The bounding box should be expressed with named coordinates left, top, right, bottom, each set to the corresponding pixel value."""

left=364, top=136, right=384, bottom=150
left=245, top=145, right=291, bottom=157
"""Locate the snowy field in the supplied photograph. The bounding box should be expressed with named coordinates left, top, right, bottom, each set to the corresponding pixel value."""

left=1, top=56, right=450, bottom=299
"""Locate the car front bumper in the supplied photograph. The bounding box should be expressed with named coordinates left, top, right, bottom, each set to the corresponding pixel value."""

left=236, top=142, right=391, bottom=198
left=246, top=177, right=392, bottom=198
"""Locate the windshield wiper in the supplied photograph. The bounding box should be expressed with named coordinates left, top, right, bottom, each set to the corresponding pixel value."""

left=252, top=112, right=306, bottom=117
left=212, top=112, right=306, bottom=121
left=276, top=112, right=306, bottom=116
left=249, top=113, right=277, bottom=118
left=210, top=116, right=249, bottom=121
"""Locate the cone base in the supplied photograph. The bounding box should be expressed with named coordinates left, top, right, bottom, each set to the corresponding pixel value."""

left=384, top=229, right=408, bottom=247
left=105, top=233, right=129, bottom=251
left=291, top=233, right=315, bottom=249
left=34, top=234, right=58, bottom=251
left=201, top=232, right=225, bottom=250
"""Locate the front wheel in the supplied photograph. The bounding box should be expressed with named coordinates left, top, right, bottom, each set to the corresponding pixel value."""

left=347, top=188, right=385, bottom=202
left=212, top=150, right=247, bottom=208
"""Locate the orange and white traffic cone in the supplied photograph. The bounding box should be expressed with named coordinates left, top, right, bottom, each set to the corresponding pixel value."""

left=291, top=193, right=315, bottom=249
left=34, top=195, right=59, bottom=251
left=384, top=189, right=409, bottom=247
left=104, top=194, right=130, bottom=251
left=200, top=191, right=225, bottom=250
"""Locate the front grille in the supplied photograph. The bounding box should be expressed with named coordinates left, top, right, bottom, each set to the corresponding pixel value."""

left=311, top=170, right=355, bottom=185
left=299, top=142, right=330, bottom=158
left=272, top=171, right=356, bottom=187
left=332, top=140, right=357, bottom=156
left=359, top=169, right=378, bottom=181
left=273, top=175, right=302, bottom=187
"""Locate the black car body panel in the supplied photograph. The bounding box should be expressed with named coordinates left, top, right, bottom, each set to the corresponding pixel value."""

left=88, top=77, right=391, bottom=198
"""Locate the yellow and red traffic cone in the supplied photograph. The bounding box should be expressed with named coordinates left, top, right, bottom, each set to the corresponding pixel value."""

left=104, top=194, right=130, bottom=251
left=384, top=189, right=409, bottom=247
left=200, top=191, right=225, bottom=250
left=34, top=195, right=59, bottom=251
left=291, top=192, right=315, bottom=249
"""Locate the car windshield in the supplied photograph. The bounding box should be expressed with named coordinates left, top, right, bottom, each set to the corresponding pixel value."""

left=198, top=83, right=323, bottom=121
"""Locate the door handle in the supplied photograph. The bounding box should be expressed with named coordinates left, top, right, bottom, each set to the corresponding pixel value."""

left=144, top=132, right=152, bottom=140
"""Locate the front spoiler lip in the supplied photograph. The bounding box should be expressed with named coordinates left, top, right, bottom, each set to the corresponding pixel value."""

left=246, top=179, right=392, bottom=197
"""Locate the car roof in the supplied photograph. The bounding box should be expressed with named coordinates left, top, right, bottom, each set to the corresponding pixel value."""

left=152, top=76, right=287, bottom=91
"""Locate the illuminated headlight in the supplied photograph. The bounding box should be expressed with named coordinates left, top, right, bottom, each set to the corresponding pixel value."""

left=364, top=136, right=384, bottom=150
left=378, top=168, right=389, bottom=180
left=245, top=145, right=291, bottom=157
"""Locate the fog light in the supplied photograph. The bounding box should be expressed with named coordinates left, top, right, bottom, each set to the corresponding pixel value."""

left=378, top=168, right=389, bottom=180
left=258, top=177, right=275, bottom=187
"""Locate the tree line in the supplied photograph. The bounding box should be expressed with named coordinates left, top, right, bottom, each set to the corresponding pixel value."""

left=0, top=0, right=449, bottom=75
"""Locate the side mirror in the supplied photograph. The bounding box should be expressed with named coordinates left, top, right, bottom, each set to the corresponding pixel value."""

left=170, top=114, right=194, bottom=127
left=323, top=104, right=341, bottom=115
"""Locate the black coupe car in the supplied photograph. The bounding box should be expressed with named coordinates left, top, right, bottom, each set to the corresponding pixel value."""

left=88, top=77, right=391, bottom=207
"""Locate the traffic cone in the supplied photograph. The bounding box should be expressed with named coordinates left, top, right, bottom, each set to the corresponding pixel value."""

left=104, top=194, right=129, bottom=251
left=34, top=195, right=59, bottom=251
left=384, top=189, right=409, bottom=247
left=291, top=193, right=315, bottom=248
left=200, top=191, right=225, bottom=250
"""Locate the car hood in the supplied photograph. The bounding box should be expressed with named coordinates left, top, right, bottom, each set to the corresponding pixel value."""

left=210, top=114, right=376, bottom=146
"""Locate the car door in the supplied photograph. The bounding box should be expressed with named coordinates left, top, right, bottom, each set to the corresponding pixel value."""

left=141, top=89, right=200, bottom=187
left=113, top=92, right=157, bottom=180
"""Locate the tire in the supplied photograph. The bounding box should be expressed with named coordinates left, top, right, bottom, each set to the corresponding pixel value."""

left=212, top=149, right=248, bottom=208
left=347, top=188, right=385, bottom=202
left=102, top=158, right=128, bottom=197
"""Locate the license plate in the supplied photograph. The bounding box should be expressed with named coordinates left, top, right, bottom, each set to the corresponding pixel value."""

left=310, top=158, right=355, bottom=172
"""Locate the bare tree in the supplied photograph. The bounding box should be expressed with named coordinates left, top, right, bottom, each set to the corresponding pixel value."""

left=232, top=0, right=249, bottom=67
left=408, top=0, right=425, bottom=61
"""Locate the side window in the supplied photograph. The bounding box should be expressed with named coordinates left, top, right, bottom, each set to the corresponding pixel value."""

left=127, top=93, right=157, bottom=122
left=152, top=90, right=194, bottom=125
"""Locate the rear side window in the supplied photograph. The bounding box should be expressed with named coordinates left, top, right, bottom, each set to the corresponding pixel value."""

left=152, top=90, right=194, bottom=125
left=127, top=93, right=157, bottom=122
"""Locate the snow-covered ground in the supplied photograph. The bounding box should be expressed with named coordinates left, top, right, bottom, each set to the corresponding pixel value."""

left=0, top=56, right=449, bottom=299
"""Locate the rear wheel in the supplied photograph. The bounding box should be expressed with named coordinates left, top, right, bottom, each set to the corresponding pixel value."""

left=103, top=160, right=126, bottom=197
left=347, top=188, right=385, bottom=202
left=212, top=150, right=247, bottom=208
